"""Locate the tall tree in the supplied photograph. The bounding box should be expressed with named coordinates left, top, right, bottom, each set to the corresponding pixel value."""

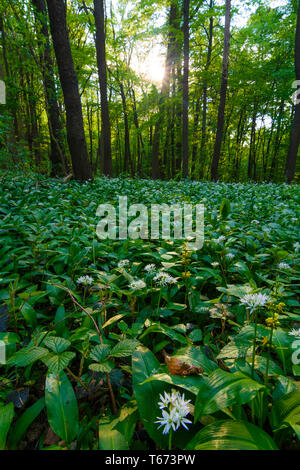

left=182, top=0, right=190, bottom=178
left=285, top=0, right=300, bottom=183
left=210, top=0, right=231, bottom=181
left=32, top=0, right=67, bottom=176
left=151, top=2, right=180, bottom=179
left=46, top=0, right=92, bottom=181
left=93, top=0, right=112, bottom=176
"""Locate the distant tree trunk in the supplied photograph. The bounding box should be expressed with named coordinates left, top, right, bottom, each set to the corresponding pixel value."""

left=199, top=0, right=214, bottom=179
left=210, top=0, right=231, bottom=181
left=119, top=79, right=133, bottom=175
left=191, top=96, right=201, bottom=177
left=285, top=0, right=300, bottom=182
left=46, top=0, right=92, bottom=181
left=247, top=104, right=258, bottom=179
left=182, top=0, right=190, bottom=178
left=270, top=100, right=285, bottom=180
left=32, top=0, right=67, bottom=176
left=151, top=2, right=180, bottom=179
left=93, top=0, right=112, bottom=176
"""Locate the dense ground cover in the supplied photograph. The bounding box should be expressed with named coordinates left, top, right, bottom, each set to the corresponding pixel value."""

left=0, top=173, right=300, bottom=450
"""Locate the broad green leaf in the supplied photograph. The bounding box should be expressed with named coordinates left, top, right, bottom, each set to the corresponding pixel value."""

left=90, top=344, right=111, bottom=362
left=99, top=418, right=128, bottom=450
left=0, top=403, right=14, bottom=449
left=89, top=361, right=114, bottom=373
left=139, top=323, right=189, bottom=345
left=132, top=346, right=168, bottom=448
left=194, top=370, right=265, bottom=421
left=45, top=372, right=79, bottom=443
left=142, top=372, right=204, bottom=396
left=8, top=398, right=45, bottom=449
left=185, top=420, right=278, bottom=450
left=110, top=339, right=139, bottom=358
left=271, top=390, right=300, bottom=438
left=42, top=351, right=75, bottom=373
left=7, top=346, right=49, bottom=367
left=44, top=336, right=71, bottom=354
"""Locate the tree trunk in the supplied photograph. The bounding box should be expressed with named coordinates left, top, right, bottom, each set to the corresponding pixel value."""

left=182, top=0, right=190, bottom=178
left=32, top=0, right=67, bottom=176
left=210, top=0, right=231, bottom=181
left=285, top=0, right=300, bottom=182
left=46, top=0, right=92, bottom=181
left=93, top=0, right=112, bottom=176
left=151, top=2, right=180, bottom=179
left=199, top=0, right=214, bottom=179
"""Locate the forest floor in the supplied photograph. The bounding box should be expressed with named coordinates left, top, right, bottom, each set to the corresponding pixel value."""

left=0, top=173, right=300, bottom=450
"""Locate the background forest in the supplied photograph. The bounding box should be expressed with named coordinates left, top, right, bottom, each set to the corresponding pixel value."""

left=0, top=0, right=299, bottom=183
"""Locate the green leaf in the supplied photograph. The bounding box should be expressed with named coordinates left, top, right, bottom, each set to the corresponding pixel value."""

left=219, top=199, right=231, bottom=219
left=271, top=390, right=300, bottom=438
left=132, top=346, right=168, bottom=448
left=139, top=323, right=189, bottom=345
left=45, top=372, right=79, bottom=443
left=141, top=372, right=203, bottom=396
left=0, top=403, right=14, bottom=449
left=43, top=336, right=71, bottom=354
left=194, top=370, right=265, bottom=421
left=99, top=417, right=128, bottom=450
left=8, top=398, right=45, bottom=449
left=172, top=346, right=219, bottom=374
left=7, top=346, right=49, bottom=367
left=185, top=420, right=278, bottom=450
left=89, top=361, right=114, bottom=373
left=110, top=339, right=139, bottom=358
left=90, top=344, right=111, bottom=362
left=42, top=351, right=75, bottom=373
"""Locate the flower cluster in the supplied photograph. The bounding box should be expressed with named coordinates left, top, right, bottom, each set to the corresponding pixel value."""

left=144, top=264, right=156, bottom=274
left=240, top=292, right=272, bottom=315
left=265, top=313, right=280, bottom=328
left=155, top=391, right=192, bottom=435
left=153, top=271, right=177, bottom=287
left=278, top=262, right=291, bottom=270
left=77, top=275, right=94, bottom=286
left=129, top=279, right=146, bottom=291
left=289, top=328, right=300, bottom=339
left=118, top=259, right=130, bottom=269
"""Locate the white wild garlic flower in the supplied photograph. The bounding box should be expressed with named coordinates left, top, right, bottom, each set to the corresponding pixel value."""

left=240, top=293, right=272, bottom=315
left=77, top=275, right=94, bottom=286
left=155, top=391, right=192, bottom=435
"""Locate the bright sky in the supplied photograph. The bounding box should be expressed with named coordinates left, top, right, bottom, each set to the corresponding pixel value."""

left=125, top=0, right=290, bottom=84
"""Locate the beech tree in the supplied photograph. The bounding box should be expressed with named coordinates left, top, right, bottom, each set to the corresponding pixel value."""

left=46, top=0, right=92, bottom=181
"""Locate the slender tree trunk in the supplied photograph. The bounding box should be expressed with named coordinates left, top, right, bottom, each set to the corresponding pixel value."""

left=199, top=0, right=214, bottom=179
left=119, top=79, right=133, bottom=175
left=270, top=100, right=285, bottom=180
left=32, top=0, right=67, bottom=176
left=285, top=0, right=300, bottom=182
left=191, top=96, right=200, bottom=177
left=93, top=0, right=112, bottom=176
left=182, top=0, right=190, bottom=178
left=151, top=2, right=180, bottom=179
left=46, top=0, right=92, bottom=181
left=248, top=104, right=257, bottom=179
left=210, top=0, right=231, bottom=181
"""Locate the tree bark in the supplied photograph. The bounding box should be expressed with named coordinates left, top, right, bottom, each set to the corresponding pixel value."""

left=210, top=0, right=231, bottom=181
left=46, top=0, right=92, bottom=181
left=32, top=0, right=67, bottom=176
left=182, top=0, right=190, bottom=178
left=93, top=0, right=112, bottom=176
left=285, top=0, right=300, bottom=183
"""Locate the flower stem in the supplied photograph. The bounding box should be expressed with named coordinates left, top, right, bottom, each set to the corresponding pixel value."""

left=265, top=323, right=274, bottom=386
left=251, top=311, right=258, bottom=379
left=168, top=428, right=173, bottom=450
